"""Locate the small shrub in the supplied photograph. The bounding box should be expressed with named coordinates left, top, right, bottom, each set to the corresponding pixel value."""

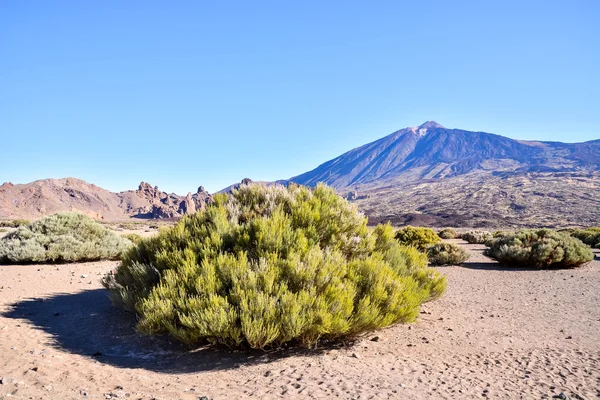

left=571, top=228, right=600, bottom=248
left=123, top=233, right=144, bottom=244
left=0, top=219, right=30, bottom=228
left=12, top=219, right=30, bottom=227
left=103, top=184, right=446, bottom=350
left=427, top=242, right=470, bottom=266
left=0, top=228, right=6, bottom=233
left=0, top=212, right=132, bottom=263
left=395, top=226, right=441, bottom=251
left=485, top=229, right=593, bottom=268
left=557, top=228, right=577, bottom=235
left=437, top=228, right=457, bottom=239
left=461, top=230, right=493, bottom=244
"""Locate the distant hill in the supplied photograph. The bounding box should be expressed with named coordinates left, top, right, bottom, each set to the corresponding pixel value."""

left=0, top=178, right=212, bottom=221
left=287, top=122, right=600, bottom=228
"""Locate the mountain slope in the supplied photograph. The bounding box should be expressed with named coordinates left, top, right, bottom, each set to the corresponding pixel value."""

left=0, top=178, right=212, bottom=221
left=287, top=122, right=600, bottom=227
left=289, top=122, right=600, bottom=189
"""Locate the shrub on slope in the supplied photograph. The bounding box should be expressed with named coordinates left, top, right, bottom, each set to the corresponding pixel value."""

left=103, top=184, right=446, bottom=349
left=0, top=212, right=132, bottom=263
left=484, top=229, right=593, bottom=269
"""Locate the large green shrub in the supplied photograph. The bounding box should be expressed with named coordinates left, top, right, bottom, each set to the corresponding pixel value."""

left=427, top=242, right=470, bottom=266
left=394, top=226, right=441, bottom=251
left=485, top=229, right=593, bottom=268
left=571, top=228, right=600, bottom=248
left=437, top=228, right=458, bottom=239
left=0, top=212, right=132, bottom=263
left=461, top=230, right=493, bottom=244
left=103, top=184, right=446, bottom=349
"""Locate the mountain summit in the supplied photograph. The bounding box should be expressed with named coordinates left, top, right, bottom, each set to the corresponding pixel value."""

left=288, top=123, right=600, bottom=189
left=417, top=121, right=445, bottom=129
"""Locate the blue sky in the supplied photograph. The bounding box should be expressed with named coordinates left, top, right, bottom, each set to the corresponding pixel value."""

left=1, top=1, right=598, bottom=194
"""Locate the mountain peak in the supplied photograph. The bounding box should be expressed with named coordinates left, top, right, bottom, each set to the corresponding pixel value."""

left=418, top=121, right=445, bottom=129
left=410, top=121, right=445, bottom=137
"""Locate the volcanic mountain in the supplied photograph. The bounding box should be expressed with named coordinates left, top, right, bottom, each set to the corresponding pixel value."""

left=290, top=121, right=600, bottom=189
left=288, top=122, right=600, bottom=227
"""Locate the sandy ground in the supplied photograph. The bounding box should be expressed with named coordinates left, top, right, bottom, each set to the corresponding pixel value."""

left=0, top=241, right=599, bottom=400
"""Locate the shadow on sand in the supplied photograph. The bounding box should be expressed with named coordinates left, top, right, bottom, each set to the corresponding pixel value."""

left=460, top=261, right=541, bottom=271
left=1, top=289, right=321, bottom=373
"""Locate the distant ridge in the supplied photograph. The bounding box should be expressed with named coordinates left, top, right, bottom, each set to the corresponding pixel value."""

left=0, top=178, right=212, bottom=221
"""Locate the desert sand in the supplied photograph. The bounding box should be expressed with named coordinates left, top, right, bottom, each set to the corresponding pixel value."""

left=0, top=241, right=598, bottom=399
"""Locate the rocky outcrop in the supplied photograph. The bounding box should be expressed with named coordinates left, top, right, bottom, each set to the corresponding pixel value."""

left=132, top=182, right=213, bottom=219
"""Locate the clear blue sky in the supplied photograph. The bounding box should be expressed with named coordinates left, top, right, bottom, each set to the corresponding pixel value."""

left=1, top=1, right=598, bottom=194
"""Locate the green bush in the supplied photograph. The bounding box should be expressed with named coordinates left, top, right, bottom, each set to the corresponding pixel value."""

left=427, top=242, right=470, bottom=266
left=0, top=219, right=30, bottom=228
left=571, top=228, right=600, bottom=248
left=485, top=229, right=593, bottom=269
left=103, top=184, right=446, bottom=349
left=0, top=212, right=132, bottom=263
left=461, top=230, right=493, bottom=244
left=437, top=228, right=457, bottom=239
left=123, top=233, right=144, bottom=244
left=0, top=228, right=6, bottom=233
left=394, top=226, right=441, bottom=251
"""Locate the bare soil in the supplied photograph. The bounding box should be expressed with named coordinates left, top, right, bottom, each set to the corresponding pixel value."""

left=0, top=241, right=599, bottom=399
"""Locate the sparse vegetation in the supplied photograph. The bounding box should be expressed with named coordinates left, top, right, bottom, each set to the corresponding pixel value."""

left=461, top=230, right=493, bottom=244
left=427, top=242, right=470, bottom=266
left=485, top=229, right=593, bottom=268
left=394, top=226, right=441, bottom=251
left=0, top=212, right=132, bottom=263
left=103, top=184, right=446, bottom=349
left=437, top=228, right=458, bottom=239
